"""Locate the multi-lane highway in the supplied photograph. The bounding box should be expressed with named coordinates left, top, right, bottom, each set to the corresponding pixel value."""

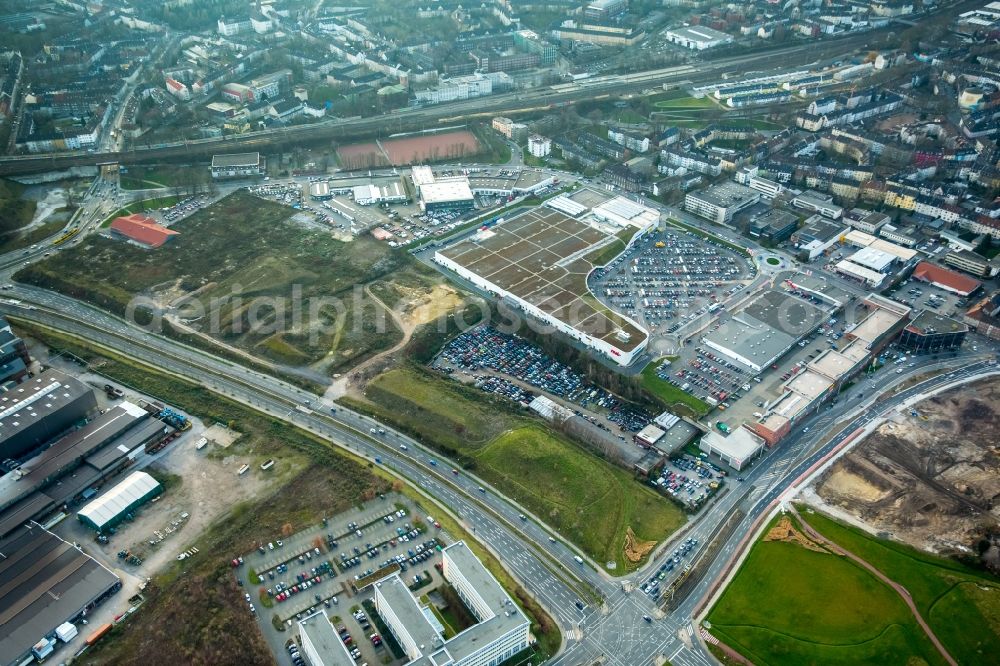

left=2, top=160, right=997, bottom=666
left=2, top=254, right=995, bottom=666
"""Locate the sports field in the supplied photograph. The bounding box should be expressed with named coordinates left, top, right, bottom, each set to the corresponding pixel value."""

left=437, top=205, right=647, bottom=355
left=707, top=510, right=1000, bottom=665
left=337, top=130, right=481, bottom=169
left=382, top=130, right=480, bottom=164
left=346, top=364, right=684, bottom=570
left=336, top=142, right=389, bottom=170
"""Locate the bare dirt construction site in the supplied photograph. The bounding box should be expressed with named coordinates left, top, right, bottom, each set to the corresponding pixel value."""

left=807, top=377, right=1000, bottom=560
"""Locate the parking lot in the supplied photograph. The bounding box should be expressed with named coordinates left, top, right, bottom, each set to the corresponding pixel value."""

left=885, top=279, right=967, bottom=319
left=589, top=228, right=755, bottom=337
left=662, top=345, right=759, bottom=408
left=435, top=325, right=654, bottom=433
left=650, top=453, right=726, bottom=509
left=145, top=194, right=211, bottom=226
left=237, top=494, right=448, bottom=666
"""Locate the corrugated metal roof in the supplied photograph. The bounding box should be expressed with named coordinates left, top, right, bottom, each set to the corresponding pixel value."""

left=77, top=471, right=161, bottom=530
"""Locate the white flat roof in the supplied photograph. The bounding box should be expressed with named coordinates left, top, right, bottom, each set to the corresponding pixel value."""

left=667, top=25, right=731, bottom=42
left=835, top=259, right=885, bottom=284
left=849, top=246, right=895, bottom=272
left=701, top=428, right=763, bottom=464
left=421, top=179, right=474, bottom=204
left=591, top=196, right=660, bottom=228
left=870, top=238, right=917, bottom=261
left=784, top=371, right=833, bottom=400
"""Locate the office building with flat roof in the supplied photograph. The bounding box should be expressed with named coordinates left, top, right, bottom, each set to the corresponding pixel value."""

left=684, top=182, right=760, bottom=226
left=298, top=611, right=356, bottom=666
left=371, top=541, right=530, bottom=666
left=897, top=311, right=968, bottom=353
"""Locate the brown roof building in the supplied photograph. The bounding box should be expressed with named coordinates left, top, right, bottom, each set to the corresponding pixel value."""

left=109, top=213, right=179, bottom=248
left=911, top=261, right=982, bottom=296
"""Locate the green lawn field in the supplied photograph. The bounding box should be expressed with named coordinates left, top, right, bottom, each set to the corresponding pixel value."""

left=477, top=425, right=684, bottom=570
left=347, top=365, right=685, bottom=570
left=17, top=190, right=408, bottom=372
left=708, top=510, right=1000, bottom=666
left=119, top=165, right=201, bottom=190
left=803, top=511, right=1000, bottom=665
left=360, top=365, right=523, bottom=452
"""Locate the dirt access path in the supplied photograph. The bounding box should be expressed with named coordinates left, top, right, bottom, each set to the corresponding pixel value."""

left=323, top=284, right=414, bottom=403
left=790, top=506, right=958, bottom=666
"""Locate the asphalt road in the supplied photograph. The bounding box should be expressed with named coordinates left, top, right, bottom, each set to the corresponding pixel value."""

left=3, top=275, right=996, bottom=666
left=4, top=169, right=999, bottom=665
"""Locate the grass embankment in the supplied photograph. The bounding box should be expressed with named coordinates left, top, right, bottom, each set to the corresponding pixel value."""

left=119, top=165, right=198, bottom=190
left=19, top=190, right=408, bottom=372
left=652, top=95, right=717, bottom=110
left=640, top=359, right=711, bottom=418
left=707, top=510, right=1000, bottom=665
left=23, top=324, right=561, bottom=665
left=0, top=177, right=38, bottom=236
left=0, top=211, right=72, bottom=254
left=343, top=364, right=685, bottom=570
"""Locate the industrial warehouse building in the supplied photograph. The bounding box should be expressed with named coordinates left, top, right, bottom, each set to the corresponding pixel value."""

left=353, top=181, right=408, bottom=206
left=663, top=25, right=733, bottom=50
left=210, top=152, right=265, bottom=178
left=0, top=316, right=30, bottom=385
left=309, top=181, right=332, bottom=200
left=0, top=369, right=97, bottom=462
left=0, top=398, right=174, bottom=540
left=77, top=471, right=163, bottom=532
left=411, top=166, right=476, bottom=212
left=0, top=522, right=120, bottom=665
left=434, top=192, right=658, bottom=366
left=373, top=542, right=530, bottom=666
